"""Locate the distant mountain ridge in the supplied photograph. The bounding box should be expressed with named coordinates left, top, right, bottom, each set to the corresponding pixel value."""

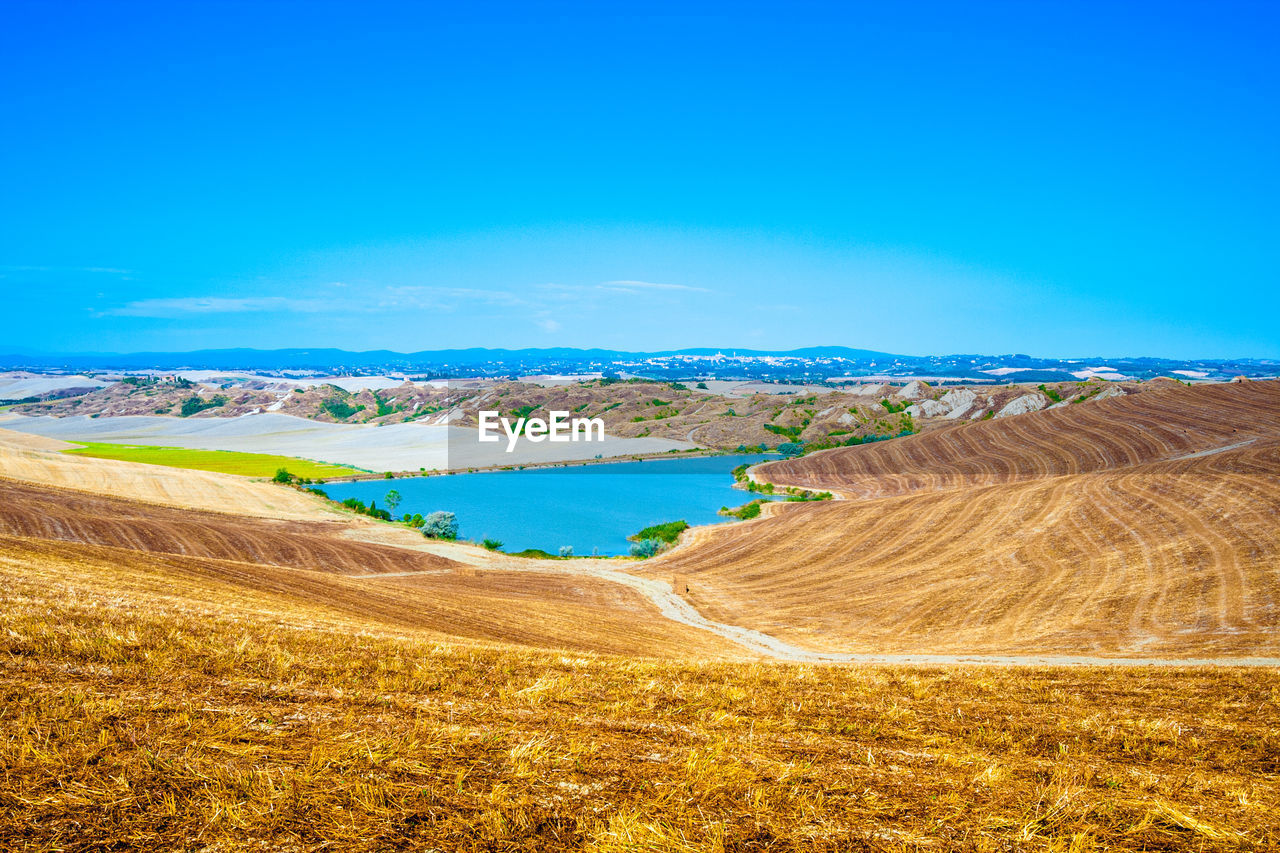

left=0, top=346, right=902, bottom=372
left=0, top=346, right=1275, bottom=382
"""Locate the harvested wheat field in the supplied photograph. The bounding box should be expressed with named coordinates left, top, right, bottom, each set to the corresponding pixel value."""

left=0, top=427, right=333, bottom=519
left=755, top=379, right=1280, bottom=498
left=0, top=479, right=732, bottom=659
left=4, top=381, right=1280, bottom=849
left=3, top=533, right=1279, bottom=851
left=656, top=380, right=1280, bottom=658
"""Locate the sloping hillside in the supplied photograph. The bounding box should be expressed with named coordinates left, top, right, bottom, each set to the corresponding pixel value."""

left=757, top=379, right=1280, bottom=498
left=0, top=478, right=460, bottom=576
left=0, top=473, right=737, bottom=659
left=654, top=380, right=1280, bottom=658
left=0, top=427, right=336, bottom=519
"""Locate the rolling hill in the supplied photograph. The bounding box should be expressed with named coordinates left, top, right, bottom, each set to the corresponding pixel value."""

left=654, top=380, right=1280, bottom=658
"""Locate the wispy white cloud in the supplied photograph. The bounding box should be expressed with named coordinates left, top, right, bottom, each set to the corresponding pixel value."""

left=3, top=265, right=133, bottom=275
left=536, top=280, right=712, bottom=301
left=379, top=286, right=528, bottom=309
left=101, top=280, right=697, bottom=321
left=103, top=286, right=533, bottom=318
left=105, top=296, right=325, bottom=317
left=599, top=280, right=710, bottom=293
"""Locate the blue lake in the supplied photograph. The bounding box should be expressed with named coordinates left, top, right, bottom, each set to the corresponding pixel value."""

left=319, top=454, right=777, bottom=556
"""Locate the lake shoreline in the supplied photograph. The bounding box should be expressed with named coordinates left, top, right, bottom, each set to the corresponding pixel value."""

left=314, top=447, right=780, bottom=483
left=317, top=453, right=780, bottom=557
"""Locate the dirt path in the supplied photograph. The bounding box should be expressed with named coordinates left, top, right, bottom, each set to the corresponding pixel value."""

left=1171, top=437, right=1257, bottom=461
left=344, top=525, right=1280, bottom=666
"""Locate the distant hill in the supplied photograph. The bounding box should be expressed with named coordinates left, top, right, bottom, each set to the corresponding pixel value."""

left=1, top=346, right=1275, bottom=382
left=0, top=345, right=905, bottom=372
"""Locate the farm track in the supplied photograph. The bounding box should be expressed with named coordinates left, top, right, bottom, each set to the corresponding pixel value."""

left=653, top=381, right=1280, bottom=659
left=0, top=525, right=739, bottom=659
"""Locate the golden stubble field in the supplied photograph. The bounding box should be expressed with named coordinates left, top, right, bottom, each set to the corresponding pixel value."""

left=3, top=538, right=1278, bottom=851
left=2, top=382, right=1279, bottom=849
left=655, top=381, right=1280, bottom=658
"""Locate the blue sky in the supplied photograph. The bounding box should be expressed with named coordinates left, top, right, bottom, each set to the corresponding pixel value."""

left=2, top=1, right=1276, bottom=358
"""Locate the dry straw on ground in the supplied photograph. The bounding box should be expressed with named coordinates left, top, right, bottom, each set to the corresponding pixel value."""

left=3, top=538, right=1277, bottom=851
left=657, top=381, right=1280, bottom=658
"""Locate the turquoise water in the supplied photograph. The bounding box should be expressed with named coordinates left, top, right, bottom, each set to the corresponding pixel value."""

left=319, top=454, right=776, bottom=556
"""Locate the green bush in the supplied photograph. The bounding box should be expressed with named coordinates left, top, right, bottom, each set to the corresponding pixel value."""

left=482, top=538, right=504, bottom=551
left=179, top=394, right=228, bottom=417
left=719, top=499, right=765, bottom=519
left=629, top=538, right=661, bottom=558
left=422, top=511, right=459, bottom=540
left=320, top=396, right=364, bottom=420
left=629, top=519, right=689, bottom=544
left=763, top=423, right=803, bottom=440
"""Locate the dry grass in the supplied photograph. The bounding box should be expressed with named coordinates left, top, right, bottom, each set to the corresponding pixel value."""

left=0, top=476, right=461, bottom=576
left=0, top=427, right=332, bottom=519
left=2, top=539, right=1277, bottom=851
left=655, top=381, right=1280, bottom=658
left=0, top=493, right=734, bottom=660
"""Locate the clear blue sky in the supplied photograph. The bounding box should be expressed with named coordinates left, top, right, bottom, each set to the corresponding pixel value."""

left=3, top=1, right=1276, bottom=358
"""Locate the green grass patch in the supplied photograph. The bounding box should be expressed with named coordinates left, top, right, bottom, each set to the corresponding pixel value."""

left=719, top=499, right=766, bottom=519
left=61, top=442, right=362, bottom=479
left=763, top=422, right=804, bottom=440
left=628, top=519, right=689, bottom=543
left=1038, top=383, right=1064, bottom=403
left=320, top=396, right=365, bottom=420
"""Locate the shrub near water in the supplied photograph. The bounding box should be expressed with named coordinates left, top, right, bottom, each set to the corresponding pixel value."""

left=628, top=538, right=662, bottom=558
left=628, top=519, right=689, bottom=544
left=421, top=511, right=459, bottom=540
left=720, top=499, right=766, bottom=519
